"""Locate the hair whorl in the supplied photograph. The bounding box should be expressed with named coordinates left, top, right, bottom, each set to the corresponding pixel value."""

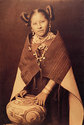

left=20, top=5, right=54, bottom=26
left=46, top=5, right=54, bottom=20
left=20, top=12, right=30, bottom=26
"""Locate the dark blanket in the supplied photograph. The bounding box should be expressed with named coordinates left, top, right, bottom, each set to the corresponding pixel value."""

left=19, top=31, right=71, bottom=85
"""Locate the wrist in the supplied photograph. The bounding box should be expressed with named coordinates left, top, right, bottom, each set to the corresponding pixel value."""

left=42, top=87, right=51, bottom=95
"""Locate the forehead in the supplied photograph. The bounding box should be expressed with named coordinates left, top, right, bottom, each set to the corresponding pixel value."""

left=31, top=12, right=47, bottom=22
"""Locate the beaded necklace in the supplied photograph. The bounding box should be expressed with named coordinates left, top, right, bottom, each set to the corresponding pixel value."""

left=32, top=32, right=56, bottom=44
left=29, top=32, right=56, bottom=66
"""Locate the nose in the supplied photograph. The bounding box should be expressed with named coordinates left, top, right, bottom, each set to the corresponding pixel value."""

left=37, top=22, right=42, bottom=29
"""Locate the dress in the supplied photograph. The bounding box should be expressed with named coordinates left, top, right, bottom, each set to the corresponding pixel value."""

left=9, top=31, right=83, bottom=125
left=18, top=31, right=71, bottom=125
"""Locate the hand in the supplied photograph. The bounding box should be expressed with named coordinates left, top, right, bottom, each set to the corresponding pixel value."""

left=34, top=92, right=48, bottom=106
left=15, top=89, right=27, bottom=98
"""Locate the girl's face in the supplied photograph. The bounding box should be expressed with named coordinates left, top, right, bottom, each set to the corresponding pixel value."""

left=31, top=12, right=49, bottom=37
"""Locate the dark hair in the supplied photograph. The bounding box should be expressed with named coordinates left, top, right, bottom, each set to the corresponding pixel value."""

left=29, top=9, right=50, bottom=24
left=20, top=5, right=54, bottom=26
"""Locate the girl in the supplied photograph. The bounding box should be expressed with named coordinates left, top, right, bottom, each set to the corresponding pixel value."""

left=7, top=5, right=83, bottom=125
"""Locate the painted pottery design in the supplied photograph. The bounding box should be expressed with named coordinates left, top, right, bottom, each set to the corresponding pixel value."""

left=6, top=95, right=46, bottom=125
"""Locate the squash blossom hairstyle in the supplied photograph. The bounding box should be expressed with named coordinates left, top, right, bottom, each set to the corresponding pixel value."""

left=20, top=5, right=55, bottom=26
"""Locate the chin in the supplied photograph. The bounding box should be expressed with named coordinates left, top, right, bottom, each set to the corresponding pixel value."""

left=37, top=32, right=48, bottom=37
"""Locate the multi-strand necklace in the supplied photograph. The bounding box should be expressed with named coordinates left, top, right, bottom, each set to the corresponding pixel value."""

left=32, top=32, right=56, bottom=44
left=31, top=32, right=56, bottom=66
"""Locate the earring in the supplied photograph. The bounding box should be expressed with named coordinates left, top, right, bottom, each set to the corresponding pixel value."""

left=31, top=29, right=35, bottom=36
left=49, top=23, right=51, bottom=32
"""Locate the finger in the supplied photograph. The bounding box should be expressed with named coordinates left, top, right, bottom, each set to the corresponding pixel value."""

left=20, top=90, right=27, bottom=97
left=38, top=99, right=41, bottom=106
left=35, top=102, right=38, bottom=105
left=15, top=93, right=19, bottom=99
left=39, top=100, right=42, bottom=106
left=20, top=92, right=24, bottom=98
left=22, top=91, right=26, bottom=96
left=39, top=100, right=43, bottom=106
left=40, top=100, right=43, bottom=106
left=20, top=93, right=23, bottom=98
left=34, top=97, right=37, bottom=99
left=43, top=100, right=45, bottom=107
left=35, top=99, right=39, bottom=105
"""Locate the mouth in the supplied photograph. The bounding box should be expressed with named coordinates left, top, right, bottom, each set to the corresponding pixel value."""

left=37, top=30, right=44, bottom=33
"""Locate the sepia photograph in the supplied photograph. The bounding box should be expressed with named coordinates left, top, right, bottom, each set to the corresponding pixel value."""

left=0, top=0, right=84, bottom=125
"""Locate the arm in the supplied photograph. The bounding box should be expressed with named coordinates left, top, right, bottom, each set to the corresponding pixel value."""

left=42, top=79, right=55, bottom=94
left=35, top=79, right=56, bottom=106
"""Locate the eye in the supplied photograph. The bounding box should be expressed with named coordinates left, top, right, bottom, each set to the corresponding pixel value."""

left=40, top=20, right=45, bottom=23
left=33, top=22, right=37, bottom=25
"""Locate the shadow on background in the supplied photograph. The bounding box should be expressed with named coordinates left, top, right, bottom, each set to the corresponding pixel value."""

left=0, top=0, right=84, bottom=124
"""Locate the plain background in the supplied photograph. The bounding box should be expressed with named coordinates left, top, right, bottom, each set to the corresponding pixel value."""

left=0, top=0, right=84, bottom=124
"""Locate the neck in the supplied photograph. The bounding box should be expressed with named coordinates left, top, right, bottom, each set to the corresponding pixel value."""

left=32, top=31, right=56, bottom=44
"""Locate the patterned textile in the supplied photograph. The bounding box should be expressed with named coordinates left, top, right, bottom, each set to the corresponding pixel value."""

left=19, top=31, right=71, bottom=85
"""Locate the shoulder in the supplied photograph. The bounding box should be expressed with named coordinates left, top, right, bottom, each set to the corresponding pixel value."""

left=54, top=30, right=63, bottom=39
left=51, top=30, right=63, bottom=44
left=23, top=33, right=33, bottom=50
left=50, top=30, right=64, bottom=48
